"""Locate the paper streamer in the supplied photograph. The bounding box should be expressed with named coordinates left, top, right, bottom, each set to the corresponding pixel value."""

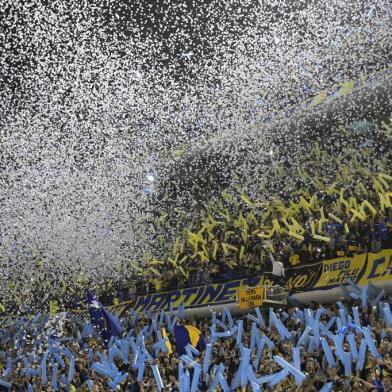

left=313, top=309, right=323, bottom=347
left=357, top=338, right=368, bottom=370
left=215, top=319, right=228, bottom=331
left=203, top=343, right=212, bottom=380
left=352, top=307, right=361, bottom=328
left=108, top=371, right=128, bottom=390
left=211, top=311, right=216, bottom=326
left=52, top=363, right=59, bottom=391
left=250, top=380, right=262, bottom=392
left=137, top=360, right=145, bottom=382
left=0, top=380, right=12, bottom=389
left=4, top=357, right=12, bottom=377
left=208, top=370, right=230, bottom=392
left=151, top=364, right=164, bottom=391
left=231, top=345, right=251, bottom=390
left=41, top=351, right=49, bottom=386
left=305, top=308, right=314, bottom=329
left=296, top=326, right=312, bottom=347
left=92, top=362, right=115, bottom=378
left=250, top=322, right=259, bottom=350
left=362, top=326, right=381, bottom=359
left=264, top=335, right=275, bottom=349
left=269, top=369, right=289, bottom=388
left=178, top=302, right=185, bottom=319
left=273, top=355, right=307, bottom=386
left=132, top=349, right=140, bottom=369
left=321, top=337, right=335, bottom=367
left=236, top=319, right=243, bottom=345
left=255, top=307, right=265, bottom=327
left=292, top=347, right=301, bottom=371
left=383, top=303, right=392, bottom=327
left=336, top=317, right=343, bottom=331
left=320, top=382, right=334, bottom=392
left=153, top=330, right=168, bottom=355
left=222, top=307, right=234, bottom=328
left=185, top=343, right=200, bottom=358
left=254, top=339, right=264, bottom=370
left=183, top=370, right=190, bottom=392
left=337, top=302, right=348, bottom=326
left=190, top=364, right=201, bottom=392
left=307, top=335, right=315, bottom=353
left=361, top=285, right=368, bottom=309
left=332, top=335, right=352, bottom=376
left=240, top=347, right=251, bottom=386
left=347, top=334, right=359, bottom=361
left=371, top=289, right=385, bottom=307
left=67, top=354, right=75, bottom=385
left=119, top=339, right=130, bottom=361
left=313, top=234, right=331, bottom=242
left=270, top=310, right=291, bottom=341
left=252, top=373, right=275, bottom=385
left=178, top=363, right=185, bottom=392
left=81, top=379, right=92, bottom=392
left=168, top=316, right=177, bottom=333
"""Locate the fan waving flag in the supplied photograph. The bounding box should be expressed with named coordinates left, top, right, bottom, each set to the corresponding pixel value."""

left=174, top=324, right=206, bottom=355
left=87, top=292, right=122, bottom=341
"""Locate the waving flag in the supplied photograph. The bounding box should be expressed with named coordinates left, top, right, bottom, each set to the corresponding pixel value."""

left=174, top=324, right=206, bottom=355
left=162, top=327, right=173, bottom=355
left=87, top=292, right=122, bottom=341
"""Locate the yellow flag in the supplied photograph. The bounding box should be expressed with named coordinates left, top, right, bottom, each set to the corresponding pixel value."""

left=162, top=327, right=173, bottom=355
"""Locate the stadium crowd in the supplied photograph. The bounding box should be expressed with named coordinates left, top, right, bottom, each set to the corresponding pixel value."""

left=1, top=292, right=392, bottom=391
left=1, top=117, right=391, bottom=314
left=133, top=119, right=392, bottom=295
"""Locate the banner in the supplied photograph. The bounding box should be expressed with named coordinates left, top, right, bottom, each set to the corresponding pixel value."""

left=314, top=253, right=367, bottom=288
left=108, top=249, right=392, bottom=314
left=133, top=275, right=267, bottom=312
left=238, top=287, right=264, bottom=308
left=359, top=249, right=392, bottom=285
left=285, top=263, right=321, bottom=290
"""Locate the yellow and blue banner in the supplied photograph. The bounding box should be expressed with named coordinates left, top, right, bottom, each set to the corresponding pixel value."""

left=124, top=249, right=392, bottom=314
left=314, top=253, right=367, bottom=287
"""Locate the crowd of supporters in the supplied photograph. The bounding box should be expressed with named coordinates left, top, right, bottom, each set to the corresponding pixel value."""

left=0, top=117, right=391, bottom=315
left=134, top=120, right=392, bottom=296
left=1, top=294, right=392, bottom=391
